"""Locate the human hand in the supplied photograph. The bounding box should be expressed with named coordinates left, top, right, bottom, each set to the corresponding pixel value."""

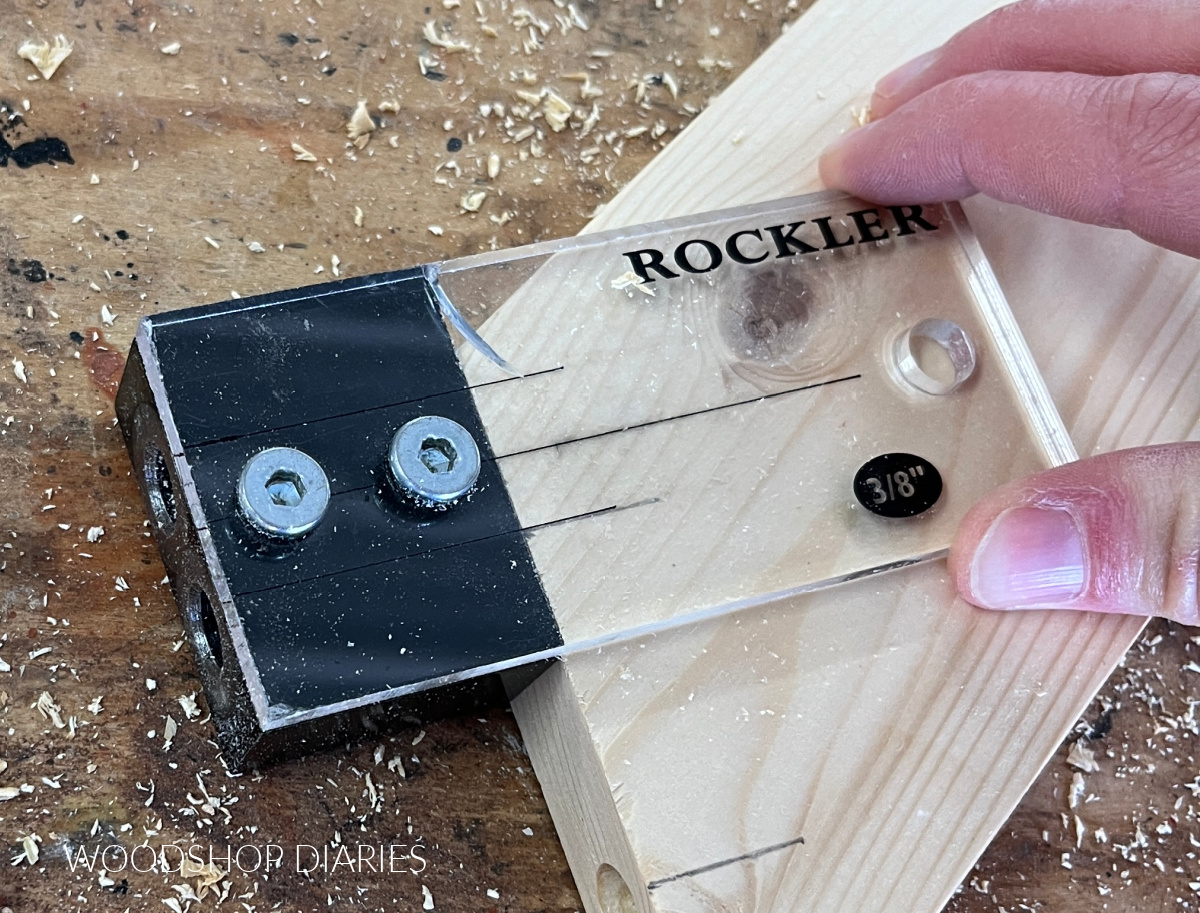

left=819, top=0, right=1200, bottom=259
left=818, top=0, right=1200, bottom=621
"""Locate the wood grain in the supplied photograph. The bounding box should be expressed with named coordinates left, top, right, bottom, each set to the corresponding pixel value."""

left=510, top=2, right=1198, bottom=912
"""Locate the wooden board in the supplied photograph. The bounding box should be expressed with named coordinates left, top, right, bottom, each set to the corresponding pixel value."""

left=509, top=2, right=1200, bottom=912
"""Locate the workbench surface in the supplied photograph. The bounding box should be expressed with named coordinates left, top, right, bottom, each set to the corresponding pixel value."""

left=1, top=2, right=1196, bottom=911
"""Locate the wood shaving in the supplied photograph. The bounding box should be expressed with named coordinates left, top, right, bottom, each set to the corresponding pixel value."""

left=567, top=4, right=589, bottom=30
left=0, top=787, right=19, bottom=801
left=423, top=21, right=473, bottom=53
left=422, top=884, right=435, bottom=910
left=1066, top=740, right=1100, bottom=773
left=365, top=772, right=378, bottom=807
left=13, top=360, right=27, bottom=384
left=160, top=41, right=182, bottom=55
left=18, top=36, right=73, bottom=80
left=36, top=691, right=66, bottom=729
left=460, top=189, right=488, bottom=212
left=565, top=72, right=603, bottom=100
left=579, top=103, right=601, bottom=138
left=1068, top=770, right=1086, bottom=809
left=163, top=714, right=178, bottom=750
left=178, top=692, right=201, bottom=720
left=18, top=834, right=40, bottom=865
left=101, top=304, right=116, bottom=326
left=347, top=100, right=375, bottom=148
left=542, top=90, right=573, bottom=132
left=611, top=270, right=656, bottom=296
left=292, top=142, right=318, bottom=162
left=182, top=857, right=225, bottom=893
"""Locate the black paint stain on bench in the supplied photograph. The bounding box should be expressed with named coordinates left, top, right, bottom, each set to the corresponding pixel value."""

left=0, top=134, right=74, bottom=169
left=7, top=258, right=47, bottom=283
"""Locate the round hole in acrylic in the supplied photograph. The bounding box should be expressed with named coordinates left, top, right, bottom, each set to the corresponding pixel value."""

left=893, top=318, right=976, bottom=395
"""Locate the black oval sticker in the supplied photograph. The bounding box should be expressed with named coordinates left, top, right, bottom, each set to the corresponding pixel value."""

left=853, top=453, right=943, bottom=518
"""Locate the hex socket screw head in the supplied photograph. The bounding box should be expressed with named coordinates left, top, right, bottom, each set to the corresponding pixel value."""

left=237, top=447, right=331, bottom=539
left=388, top=416, right=481, bottom=507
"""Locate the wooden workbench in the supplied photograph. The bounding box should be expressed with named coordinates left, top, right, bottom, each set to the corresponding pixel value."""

left=1, top=1, right=1196, bottom=911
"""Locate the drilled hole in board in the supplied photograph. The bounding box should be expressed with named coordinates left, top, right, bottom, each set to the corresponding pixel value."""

left=596, top=865, right=638, bottom=913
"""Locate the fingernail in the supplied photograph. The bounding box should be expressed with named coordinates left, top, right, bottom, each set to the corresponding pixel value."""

left=969, top=507, right=1086, bottom=609
left=875, top=48, right=940, bottom=101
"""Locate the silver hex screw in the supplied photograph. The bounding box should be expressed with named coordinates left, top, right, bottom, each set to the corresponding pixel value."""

left=388, top=416, right=481, bottom=507
left=237, top=447, right=331, bottom=539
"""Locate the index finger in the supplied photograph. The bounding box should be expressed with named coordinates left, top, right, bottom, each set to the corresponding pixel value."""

left=873, top=0, right=1200, bottom=118
left=820, top=70, right=1200, bottom=260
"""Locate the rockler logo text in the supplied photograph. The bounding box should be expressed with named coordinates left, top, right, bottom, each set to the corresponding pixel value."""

left=621, top=204, right=939, bottom=284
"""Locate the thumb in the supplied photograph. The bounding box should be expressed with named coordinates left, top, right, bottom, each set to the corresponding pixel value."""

left=950, top=444, right=1200, bottom=623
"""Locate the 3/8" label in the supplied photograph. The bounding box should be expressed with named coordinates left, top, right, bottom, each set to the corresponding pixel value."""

left=853, top=453, right=943, bottom=518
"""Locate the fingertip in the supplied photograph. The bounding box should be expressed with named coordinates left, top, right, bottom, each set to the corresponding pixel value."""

left=871, top=47, right=942, bottom=117
left=949, top=496, right=999, bottom=608
left=817, top=127, right=867, bottom=192
left=867, top=91, right=901, bottom=120
left=947, top=529, right=976, bottom=607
